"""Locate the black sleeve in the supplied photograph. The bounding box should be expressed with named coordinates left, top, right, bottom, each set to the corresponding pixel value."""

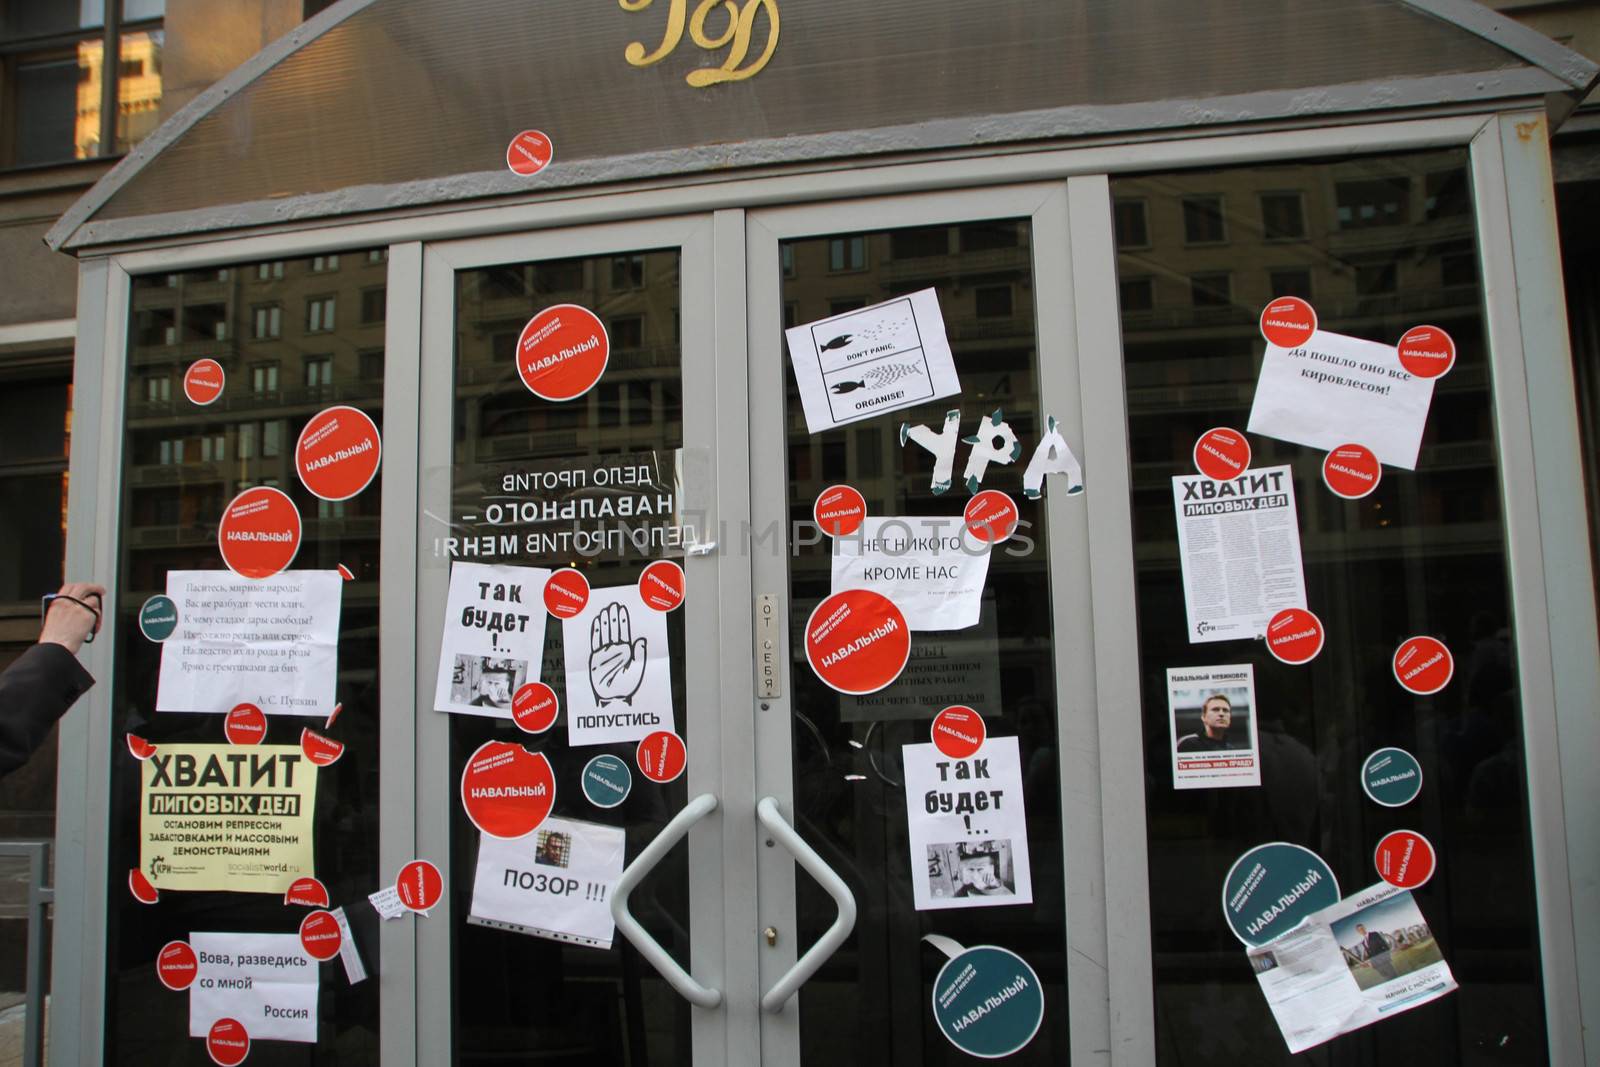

left=0, top=643, right=95, bottom=778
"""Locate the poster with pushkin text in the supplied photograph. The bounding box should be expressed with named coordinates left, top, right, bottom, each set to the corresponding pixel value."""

left=562, top=584, right=674, bottom=747
left=141, top=744, right=317, bottom=894
left=155, top=570, right=341, bottom=716
left=1247, top=331, right=1435, bottom=470
left=785, top=288, right=961, bottom=434
left=1172, top=465, right=1307, bottom=644
left=188, top=931, right=318, bottom=1042
left=902, top=738, right=1032, bottom=911
left=434, top=562, right=552, bottom=718
left=468, top=816, right=627, bottom=948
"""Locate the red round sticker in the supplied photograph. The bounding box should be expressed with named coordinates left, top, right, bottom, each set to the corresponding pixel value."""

left=1397, top=325, right=1456, bottom=379
left=460, top=741, right=555, bottom=839
left=1193, top=427, right=1251, bottom=481
left=129, top=868, right=160, bottom=905
left=516, top=304, right=609, bottom=401
left=396, top=859, right=444, bottom=912
left=964, top=490, right=1019, bottom=544
left=295, top=405, right=382, bottom=502
left=299, top=728, right=344, bottom=767
left=225, top=703, right=267, bottom=746
left=299, top=910, right=343, bottom=961
left=544, top=568, right=591, bottom=619
left=1322, top=443, right=1382, bottom=499
left=814, top=485, right=867, bottom=537
left=284, top=876, right=329, bottom=908
left=511, top=682, right=560, bottom=734
left=127, top=733, right=157, bottom=761
left=931, top=705, right=987, bottom=759
left=804, top=589, right=911, bottom=695
left=157, top=940, right=197, bottom=990
left=1260, top=296, right=1318, bottom=348
left=637, top=730, right=687, bottom=783
left=639, top=560, right=685, bottom=612
left=218, top=486, right=301, bottom=579
left=207, top=1019, right=250, bottom=1067
left=505, top=129, right=553, bottom=176
left=183, top=359, right=226, bottom=406
left=1393, top=636, right=1453, bottom=695
left=1265, top=608, right=1324, bottom=665
left=1374, top=830, right=1436, bottom=889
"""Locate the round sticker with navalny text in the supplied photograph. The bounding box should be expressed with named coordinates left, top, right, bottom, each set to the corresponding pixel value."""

left=1260, top=296, right=1317, bottom=349
left=1361, top=748, right=1423, bottom=808
left=638, top=560, right=685, bottom=612
left=1393, top=636, right=1453, bottom=695
left=129, top=868, right=159, bottom=904
left=157, top=940, right=197, bottom=990
left=225, top=703, right=267, bottom=746
left=1222, top=842, right=1340, bottom=946
left=183, top=359, right=226, bottom=406
left=931, top=706, right=987, bottom=759
left=126, top=734, right=157, bottom=761
left=1265, top=608, right=1324, bottom=665
left=1375, top=830, right=1436, bottom=889
left=1397, top=325, right=1456, bottom=379
left=804, top=589, right=911, bottom=695
left=460, top=741, right=555, bottom=839
left=517, top=304, right=608, bottom=401
left=299, top=910, right=342, bottom=961
left=505, top=129, right=553, bottom=176
left=284, top=876, right=330, bottom=908
left=1322, top=444, right=1382, bottom=500
left=207, top=1019, right=250, bottom=1067
left=218, top=486, right=301, bottom=579
left=637, top=730, right=686, bottom=783
left=1193, top=428, right=1251, bottom=482
left=544, top=568, right=591, bottom=619
left=964, top=490, right=1019, bottom=544
left=814, top=485, right=866, bottom=537
left=930, top=943, right=1045, bottom=1058
left=299, top=728, right=344, bottom=767
left=139, top=595, right=179, bottom=642
left=512, top=682, right=559, bottom=734
left=582, top=754, right=633, bottom=808
left=396, top=860, right=443, bottom=913
left=295, top=405, right=382, bottom=501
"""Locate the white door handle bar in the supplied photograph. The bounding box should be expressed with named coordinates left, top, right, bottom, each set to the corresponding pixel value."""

left=757, top=796, right=858, bottom=1012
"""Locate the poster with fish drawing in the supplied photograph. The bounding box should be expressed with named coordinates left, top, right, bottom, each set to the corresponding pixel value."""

left=785, top=287, right=962, bottom=434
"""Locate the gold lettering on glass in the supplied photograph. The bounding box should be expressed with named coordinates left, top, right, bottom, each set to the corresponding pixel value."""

left=620, top=0, right=779, bottom=86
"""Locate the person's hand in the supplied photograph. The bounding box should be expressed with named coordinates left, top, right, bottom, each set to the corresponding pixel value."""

left=589, top=602, right=647, bottom=705
left=40, top=582, right=106, bottom=654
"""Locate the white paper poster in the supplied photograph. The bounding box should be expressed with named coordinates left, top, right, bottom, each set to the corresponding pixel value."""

left=562, top=584, right=674, bottom=747
left=1251, top=882, right=1456, bottom=1053
left=468, top=816, right=627, bottom=948
left=434, top=562, right=552, bottom=718
left=1172, top=465, right=1307, bottom=644
left=831, top=516, right=990, bottom=631
left=785, top=287, right=961, bottom=434
left=1247, top=330, right=1435, bottom=470
left=156, top=570, right=341, bottom=716
left=188, top=932, right=318, bottom=1043
left=1167, top=665, right=1260, bottom=789
left=843, top=598, right=1002, bottom=722
left=902, top=738, right=1032, bottom=911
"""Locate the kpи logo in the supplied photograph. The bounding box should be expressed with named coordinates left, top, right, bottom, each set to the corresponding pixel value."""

left=1195, top=620, right=1216, bottom=637
left=149, top=855, right=170, bottom=876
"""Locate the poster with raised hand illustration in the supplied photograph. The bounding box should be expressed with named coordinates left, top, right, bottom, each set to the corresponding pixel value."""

left=434, top=562, right=552, bottom=719
left=785, top=287, right=961, bottom=434
left=562, top=584, right=674, bottom=747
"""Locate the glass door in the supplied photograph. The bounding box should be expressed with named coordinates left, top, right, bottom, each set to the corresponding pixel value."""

left=745, top=184, right=1113, bottom=1066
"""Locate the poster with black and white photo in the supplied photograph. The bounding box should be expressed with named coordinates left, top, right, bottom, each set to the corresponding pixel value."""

left=561, top=584, right=674, bottom=747
left=1173, top=465, right=1307, bottom=644
left=434, top=562, right=552, bottom=719
left=902, top=737, right=1032, bottom=911
left=1167, top=664, right=1260, bottom=789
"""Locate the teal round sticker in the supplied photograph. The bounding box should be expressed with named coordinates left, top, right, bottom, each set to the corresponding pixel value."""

left=582, top=754, right=632, bottom=809
left=931, top=945, right=1044, bottom=1058
left=1222, top=842, right=1340, bottom=947
left=138, top=595, right=179, bottom=642
left=1362, top=747, right=1422, bottom=807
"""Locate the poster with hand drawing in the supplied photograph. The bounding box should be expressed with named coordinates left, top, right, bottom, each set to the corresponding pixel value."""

left=561, top=584, right=674, bottom=747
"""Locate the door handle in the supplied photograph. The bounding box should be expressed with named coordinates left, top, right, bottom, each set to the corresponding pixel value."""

left=756, top=796, right=858, bottom=1013
left=610, top=792, right=722, bottom=1009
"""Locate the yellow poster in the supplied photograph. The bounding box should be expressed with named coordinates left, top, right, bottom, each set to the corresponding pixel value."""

left=140, top=743, right=317, bottom=893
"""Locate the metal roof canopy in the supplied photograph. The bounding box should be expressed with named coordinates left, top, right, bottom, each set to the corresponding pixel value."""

left=47, top=0, right=1599, bottom=252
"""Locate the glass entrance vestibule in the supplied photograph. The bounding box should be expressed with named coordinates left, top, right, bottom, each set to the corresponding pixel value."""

left=50, top=117, right=1600, bottom=1066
